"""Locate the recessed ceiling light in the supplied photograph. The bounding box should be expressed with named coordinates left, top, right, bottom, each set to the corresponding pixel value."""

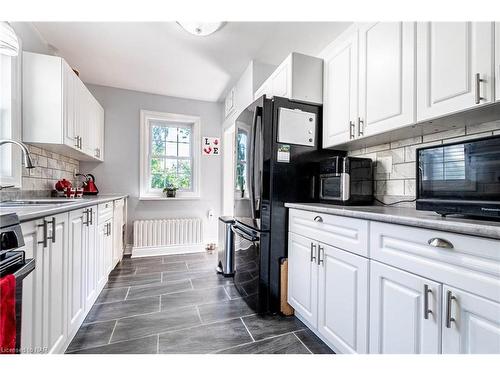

left=0, top=22, right=19, bottom=56
left=177, top=22, right=225, bottom=37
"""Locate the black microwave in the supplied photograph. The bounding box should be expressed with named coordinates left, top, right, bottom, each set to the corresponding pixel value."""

left=416, top=134, right=500, bottom=218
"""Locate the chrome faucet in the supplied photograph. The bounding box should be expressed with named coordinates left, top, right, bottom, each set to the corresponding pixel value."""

left=0, top=139, right=35, bottom=169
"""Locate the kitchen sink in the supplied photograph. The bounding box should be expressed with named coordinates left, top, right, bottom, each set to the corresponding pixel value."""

left=0, top=199, right=79, bottom=207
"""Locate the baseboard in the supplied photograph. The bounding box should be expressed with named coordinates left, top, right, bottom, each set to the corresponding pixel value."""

left=294, top=312, right=341, bottom=354
left=131, top=244, right=205, bottom=258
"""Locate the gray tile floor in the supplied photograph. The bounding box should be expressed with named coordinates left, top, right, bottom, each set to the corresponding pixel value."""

left=66, top=252, right=334, bottom=354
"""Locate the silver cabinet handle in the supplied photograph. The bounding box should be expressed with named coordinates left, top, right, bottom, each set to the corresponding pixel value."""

left=357, top=117, right=364, bottom=137
left=310, top=242, right=317, bottom=262
left=313, top=216, right=323, bottom=223
left=47, top=217, right=56, bottom=243
left=37, top=220, right=48, bottom=247
left=89, top=208, right=93, bottom=225
left=475, top=73, right=485, bottom=104
left=318, top=245, right=324, bottom=266
left=428, top=238, right=454, bottom=249
left=83, top=208, right=89, bottom=226
left=445, top=290, right=456, bottom=328
left=349, top=121, right=355, bottom=139
left=424, top=284, right=433, bottom=320
left=74, top=136, right=79, bottom=148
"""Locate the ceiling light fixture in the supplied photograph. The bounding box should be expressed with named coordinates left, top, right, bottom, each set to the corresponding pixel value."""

left=176, top=22, right=225, bottom=37
left=0, top=22, right=19, bottom=56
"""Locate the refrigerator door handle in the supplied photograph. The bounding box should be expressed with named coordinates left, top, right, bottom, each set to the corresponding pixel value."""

left=249, top=106, right=262, bottom=220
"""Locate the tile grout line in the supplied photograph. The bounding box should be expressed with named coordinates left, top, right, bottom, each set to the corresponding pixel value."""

left=108, top=320, right=118, bottom=344
left=222, top=286, right=232, bottom=300
left=239, top=317, right=255, bottom=342
left=195, top=305, right=203, bottom=324
left=211, top=331, right=301, bottom=354
left=293, top=332, right=313, bottom=354
left=188, top=278, right=194, bottom=290
left=156, top=334, right=160, bottom=354
left=124, top=287, right=131, bottom=301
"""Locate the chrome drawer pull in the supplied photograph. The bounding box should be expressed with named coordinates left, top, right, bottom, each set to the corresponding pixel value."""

left=424, top=284, right=433, bottom=320
left=475, top=73, right=485, bottom=104
left=310, top=242, right=317, bottom=263
left=313, top=216, right=323, bottom=223
left=428, top=238, right=453, bottom=249
left=445, top=290, right=456, bottom=328
left=318, top=245, right=324, bottom=266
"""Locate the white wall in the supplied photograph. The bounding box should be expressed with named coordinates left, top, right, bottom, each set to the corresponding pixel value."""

left=81, top=84, right=223, bottom=245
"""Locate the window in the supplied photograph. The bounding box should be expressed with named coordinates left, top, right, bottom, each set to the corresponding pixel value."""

left=0, top=43, right=21, bottom=188
left=235, top=129, right=248, bottom=197
left=140, top=110, right=200, bottom=199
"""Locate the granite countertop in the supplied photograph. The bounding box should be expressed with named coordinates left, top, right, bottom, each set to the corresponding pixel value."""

left=285, top=202, right=500, bottom=240
left=0, top=194, right=128, bottom=222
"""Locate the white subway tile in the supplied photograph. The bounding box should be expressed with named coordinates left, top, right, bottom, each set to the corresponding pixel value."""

left=466, top=120, right=500, bottom=135
left=422, top=127, right=465, bottom=143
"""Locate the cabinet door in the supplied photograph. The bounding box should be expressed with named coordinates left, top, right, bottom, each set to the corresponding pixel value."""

left=287, top=233, right=318, bottom=329
left=317, top=244, right=368, bottom=353
left=63, top=63, right=77, bottom=149
left=254, top=82, right=269, bottom=100
left=370, top=261, right=441, bottom=354
left=359, top=22, right=416, bottom=137
left=272, top=62, right=290, bottom=98
left=113, top=202, right=124, bottom=266
left=20, top=220, right=44, bottom=353
left=442, top=286, right=500, bottom=354
left=323, top=31, right=358, bottom=148
left=496, top=22, right=500, bottom=102
left=84, top=207, right=98, bottom=310
left=67, top=210, right=86, bottom=338
left=417, top=22, right=494, bottom=121
left=96, top=221, right=107, bottom=290
left=43, top=213, right=69, bottom=354
left=105, top=218, right=114, bottom=274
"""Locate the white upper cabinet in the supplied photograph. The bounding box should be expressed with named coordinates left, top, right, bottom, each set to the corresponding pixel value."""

left=358, top=22, right=416, bottom=137
left=287, top=232, right=318, bottom=329
left=318, top=243, right=369, bottom=354
left=442, top=286, right=500, bottom=354
left=254, top=53, right=323, bottom=104
left=22, top=52, right=104, bottom=161
left=322, top=30, right=359, bottom=147
left=370, top=261, right=442, bottom=354
left=496, top=22, right=500, bottom=101
left=417, top=22, right=495, bottom=121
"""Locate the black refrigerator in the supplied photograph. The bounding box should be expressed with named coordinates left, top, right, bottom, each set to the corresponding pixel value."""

left=232, top=96, right=340, bottom=314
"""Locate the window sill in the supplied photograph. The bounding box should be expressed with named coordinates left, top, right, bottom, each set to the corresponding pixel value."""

left=139, top=196, right=201, bottom=201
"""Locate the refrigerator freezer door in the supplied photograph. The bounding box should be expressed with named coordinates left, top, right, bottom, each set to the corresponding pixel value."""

left=277, top=108, right=316, bottom=147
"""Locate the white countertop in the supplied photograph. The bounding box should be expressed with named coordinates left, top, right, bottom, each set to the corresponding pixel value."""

left=285, top=202, right=500, bottom=240
left=0, top=194, right=128, bottom=222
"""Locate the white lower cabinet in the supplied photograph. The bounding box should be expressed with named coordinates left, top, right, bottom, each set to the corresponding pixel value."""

left=287, top=229, right=369, bottom=353
left=442, top=286, right=500, bottom=354
left=288, top=233, right=318, bottom=328
left=369, top=261, right=442, bottom=354
left=287, top=208, right=500, bottom=354
left=67, top=209, right=86, bottom=340
left=19, top=199, right=126, bottom=354
left=318, top=244, right=369, bottom=354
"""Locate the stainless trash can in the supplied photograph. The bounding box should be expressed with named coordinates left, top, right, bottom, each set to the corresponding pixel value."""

left=216, top=216, right=235, bottom=277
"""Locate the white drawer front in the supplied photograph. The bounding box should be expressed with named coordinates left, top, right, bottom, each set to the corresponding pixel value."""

left=98, top=201, right=113, bottom=223
left=371, top=221, right=500, bottom=302
left=289, top=209, right=369, bottom=257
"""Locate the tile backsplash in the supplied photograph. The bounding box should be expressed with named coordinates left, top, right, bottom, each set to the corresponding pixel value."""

left=348, top=120, right=500, bottom=207
left=21, top=145, right=80, bottom=191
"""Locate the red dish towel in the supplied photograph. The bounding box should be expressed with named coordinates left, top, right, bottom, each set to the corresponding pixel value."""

left=0, top=275, right=17, bottom=354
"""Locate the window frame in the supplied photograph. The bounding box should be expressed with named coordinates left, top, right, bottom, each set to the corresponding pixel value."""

left=0, top=38, right=22, bottom=188
left=139, top=110, right=201, bottom=200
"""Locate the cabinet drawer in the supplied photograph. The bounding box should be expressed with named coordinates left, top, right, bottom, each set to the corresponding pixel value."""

left=98, top=201, right=113, bottom=222
left=289, top=209, right=369, bottom=257
left=370, top=221, right=500, bottom=302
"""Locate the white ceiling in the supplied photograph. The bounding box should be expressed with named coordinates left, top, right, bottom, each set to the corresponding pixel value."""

left=33, top=22, right=351, bottom=102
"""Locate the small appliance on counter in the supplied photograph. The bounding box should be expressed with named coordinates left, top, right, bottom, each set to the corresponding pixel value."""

left=416, top=134, right=500, bottom=218
left=54, top=179, right=83, bottom=198
left=76, top=173, right=99, bottom=195
left=319, top=156, right=374, bottom=205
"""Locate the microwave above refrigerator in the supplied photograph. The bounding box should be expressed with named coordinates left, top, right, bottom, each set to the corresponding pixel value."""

left=416, top=134, right=500, bottom=218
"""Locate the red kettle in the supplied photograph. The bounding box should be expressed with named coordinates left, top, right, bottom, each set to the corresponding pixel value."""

left=77, top=173, right=99, bottom=195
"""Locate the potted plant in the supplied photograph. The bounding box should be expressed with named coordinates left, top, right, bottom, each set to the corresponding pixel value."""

left=163, top=185, right=178, bottom=198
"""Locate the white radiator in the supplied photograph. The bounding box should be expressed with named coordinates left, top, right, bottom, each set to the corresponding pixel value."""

left=132, top=218, right=203, bottom=257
